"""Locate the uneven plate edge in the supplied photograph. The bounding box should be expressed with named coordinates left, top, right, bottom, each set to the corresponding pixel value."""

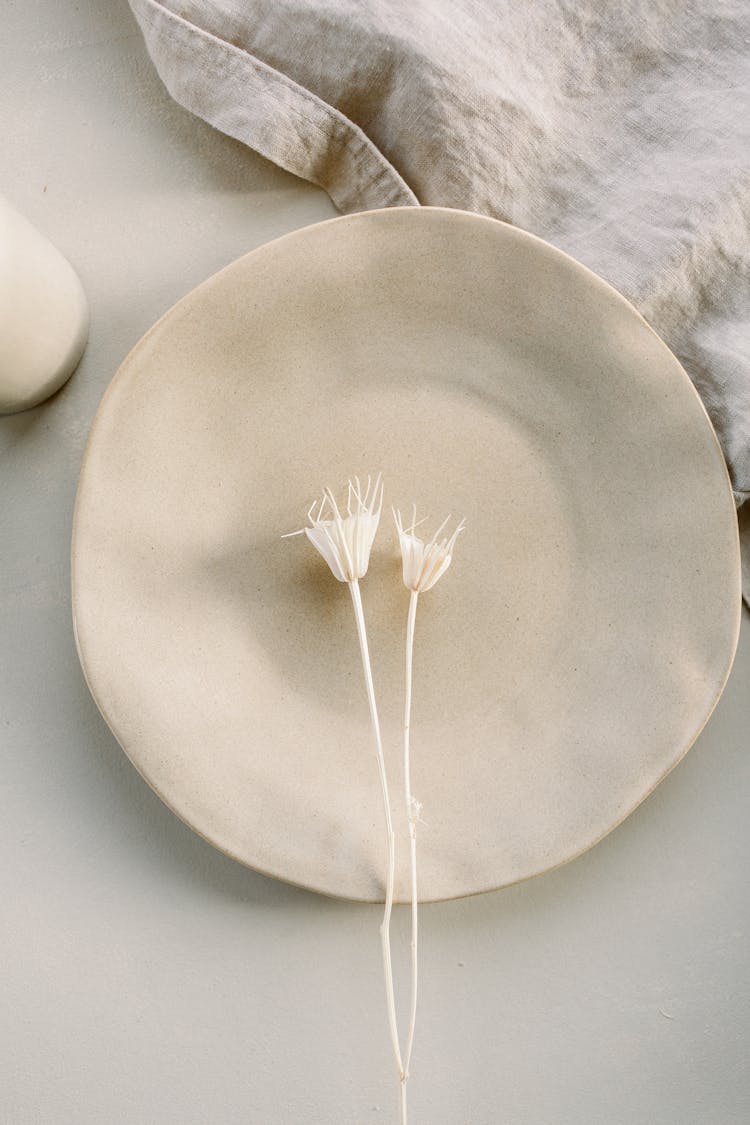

left=70, top=206, right=743, bottom=903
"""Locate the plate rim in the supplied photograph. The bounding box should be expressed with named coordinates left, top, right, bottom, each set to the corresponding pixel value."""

left=71, top=205, right=743, bottom=901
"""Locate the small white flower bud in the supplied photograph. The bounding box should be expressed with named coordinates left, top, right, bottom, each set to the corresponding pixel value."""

left=393, top=506, right=465, bottom=593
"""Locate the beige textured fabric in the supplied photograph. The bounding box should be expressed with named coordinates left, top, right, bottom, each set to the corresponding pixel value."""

left=129, top=0, right=750, bottom=595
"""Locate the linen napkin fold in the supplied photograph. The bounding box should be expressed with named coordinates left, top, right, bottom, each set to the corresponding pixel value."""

left=130, top=0, right=750, bottom=599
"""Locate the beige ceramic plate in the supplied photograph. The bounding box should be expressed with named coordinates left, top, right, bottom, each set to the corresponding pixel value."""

left=72, top=208, right=740, bottom=902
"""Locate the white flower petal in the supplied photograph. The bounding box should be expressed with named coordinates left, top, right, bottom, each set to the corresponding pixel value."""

left=305, top=522, right=347, bottom=582
left=419, top=551, right=452, bottom=592
left=393, top=510, right=464, bottom=592
left=290, top=476, right=383, bottom=582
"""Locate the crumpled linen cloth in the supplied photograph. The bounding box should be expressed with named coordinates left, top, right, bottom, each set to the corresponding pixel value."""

left=130, top=0, right=750, bottom=598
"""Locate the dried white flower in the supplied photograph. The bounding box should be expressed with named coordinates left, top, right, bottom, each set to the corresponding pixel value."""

left=393, top=506, right=463, bottom=1102
left=285, top=472, right=404, bottom=1094
left=285, top=474, right=383, bottom=582
left=393, top=505, right=465, bottom=1108
left=393, top=506, right=465, bottom=593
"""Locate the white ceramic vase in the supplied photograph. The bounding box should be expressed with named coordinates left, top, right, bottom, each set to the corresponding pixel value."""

left=0, top=197, right=88, bottom=414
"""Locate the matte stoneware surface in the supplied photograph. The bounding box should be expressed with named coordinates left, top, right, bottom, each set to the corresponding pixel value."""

left=72, top=208, right=740, bottom=901
left=0, top=197, right=88, bottom=414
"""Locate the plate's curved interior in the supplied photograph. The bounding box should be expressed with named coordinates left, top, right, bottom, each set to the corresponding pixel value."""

left=72, top=208, right=740, bottom=901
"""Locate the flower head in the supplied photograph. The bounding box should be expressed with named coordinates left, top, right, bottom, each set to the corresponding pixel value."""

left=285, top=474, right=383, bottom=582
left=393, top=506, right=465, bottom=593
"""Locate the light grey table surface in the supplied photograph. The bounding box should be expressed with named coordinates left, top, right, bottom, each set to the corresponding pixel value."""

left=2, top=3, right=748, bottom=1123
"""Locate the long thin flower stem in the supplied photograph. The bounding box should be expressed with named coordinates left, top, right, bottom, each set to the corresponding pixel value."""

left=348, top=579, right=404, bottom=1091
left=402, top=589, right=420, bottom=1109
